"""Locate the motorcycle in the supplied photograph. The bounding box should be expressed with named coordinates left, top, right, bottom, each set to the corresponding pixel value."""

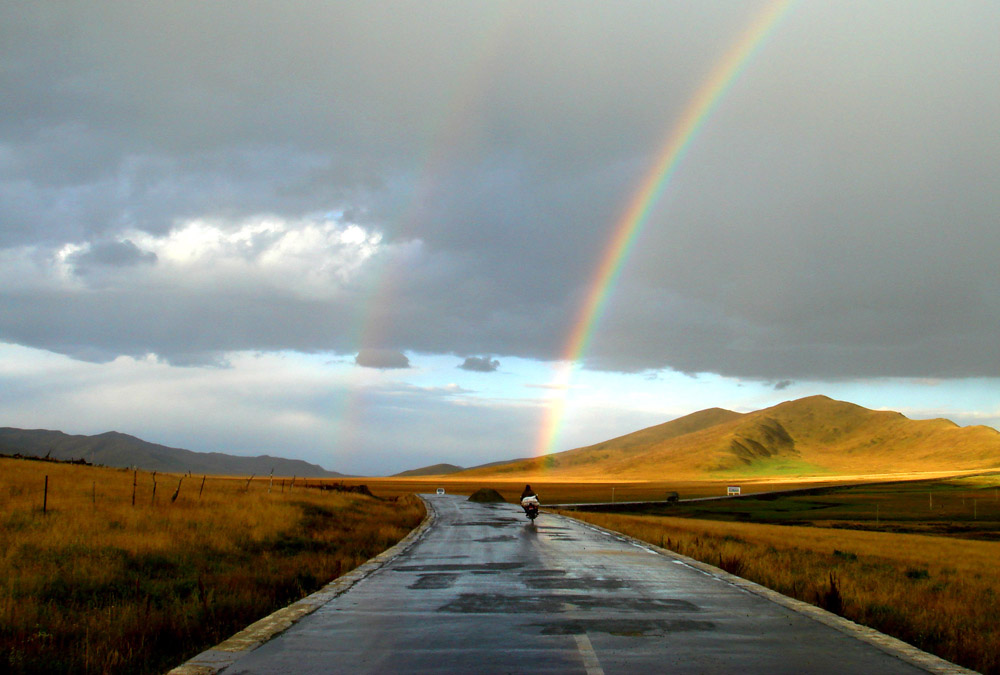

left=521, top=495, right=539, bottom=521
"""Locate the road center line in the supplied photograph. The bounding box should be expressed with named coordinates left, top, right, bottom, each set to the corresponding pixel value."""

left=573, top=633, right=605, bottom=675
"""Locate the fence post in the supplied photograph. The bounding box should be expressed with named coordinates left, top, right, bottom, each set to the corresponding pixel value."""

left=151, top=471, right=157, bottom=505
left=43, top=475, right=48, bottom=514
left=199, top=475, right=206, bottom=499
left=132, top=470, right=137, bottom=507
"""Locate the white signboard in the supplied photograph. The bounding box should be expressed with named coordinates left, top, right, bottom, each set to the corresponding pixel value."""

left=727, top=486, right=741, bottom=496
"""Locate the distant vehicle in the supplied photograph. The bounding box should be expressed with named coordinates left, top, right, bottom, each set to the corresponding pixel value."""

left=436, top=488, right=446, bottom=495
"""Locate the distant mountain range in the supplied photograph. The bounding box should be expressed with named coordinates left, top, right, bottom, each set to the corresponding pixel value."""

left=458, top=395, right=1000, bottom=479
left=8, top=396, right=999, bottom=481
left=0, top=428, right=346, bottom=478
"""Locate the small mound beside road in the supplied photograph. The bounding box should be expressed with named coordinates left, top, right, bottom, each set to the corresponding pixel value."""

left=468, top=487, right=506, bottom=503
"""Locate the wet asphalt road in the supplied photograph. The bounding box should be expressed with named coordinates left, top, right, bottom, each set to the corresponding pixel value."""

left=219, top=494, right=946, bottom=674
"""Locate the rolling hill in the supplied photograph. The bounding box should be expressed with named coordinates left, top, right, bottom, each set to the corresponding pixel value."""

left=392, top=463, right=465, bottom=477
left=0, top=428, right=346, bottom=477
left=459, top=396, right=1000, bottom=480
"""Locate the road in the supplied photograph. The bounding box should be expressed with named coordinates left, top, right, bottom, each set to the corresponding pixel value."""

left=203, top=494, right=967, bottom=674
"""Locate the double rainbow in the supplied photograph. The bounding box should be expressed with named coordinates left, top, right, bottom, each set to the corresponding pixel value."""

left=534, top=0, right=798, bottom=457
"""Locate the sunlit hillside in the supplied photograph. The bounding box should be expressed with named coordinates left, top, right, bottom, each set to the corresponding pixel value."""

left=461, top=396, right=1000, bottom=480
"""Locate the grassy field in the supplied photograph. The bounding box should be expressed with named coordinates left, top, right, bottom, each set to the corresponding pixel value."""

left=0, top=458, right=425, bottom=674
left=561, top=476, right=1000, bottom=674
left=605, top=474, right=1000, bottom=540
left=6, top=461, right=998, bottom=673
left=335, top=473, right=978, bottom=504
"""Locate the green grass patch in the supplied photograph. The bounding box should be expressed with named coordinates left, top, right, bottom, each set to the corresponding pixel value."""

left=713, top=457, right=834, bottom=478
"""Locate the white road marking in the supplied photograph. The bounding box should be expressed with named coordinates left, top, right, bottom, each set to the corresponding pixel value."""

left=573, top=633, right=605, bottom=675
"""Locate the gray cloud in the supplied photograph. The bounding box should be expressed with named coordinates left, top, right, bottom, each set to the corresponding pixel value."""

left=460, top=356, right=500, bottom=373
left=69, top=239, right=157, bottom=274
left=2, top=1, right=999, bottom=382
left=355, top=349, right=410, bottom=370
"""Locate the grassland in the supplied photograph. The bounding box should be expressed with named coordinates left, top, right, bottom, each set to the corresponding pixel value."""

left=336, top=474, right=974, bottom=504
left=6, top=457, right=999, bottom=673
left=560, top=474, right=1000, bottom=674
left=0, top=458, right=425, bottom=674
left=622, top=474, right=1000, bottom=539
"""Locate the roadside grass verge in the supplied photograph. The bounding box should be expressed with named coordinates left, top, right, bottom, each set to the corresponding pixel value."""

left=0, top=458, right=425, bottom=674
left=562, top=510, right=1000, bottom=674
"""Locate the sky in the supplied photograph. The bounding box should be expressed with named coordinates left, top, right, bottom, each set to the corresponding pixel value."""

left=1, top=1, right=998, bottom=475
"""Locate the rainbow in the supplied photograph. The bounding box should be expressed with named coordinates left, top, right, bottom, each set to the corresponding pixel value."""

left=534, top=0, right=798, bottom=457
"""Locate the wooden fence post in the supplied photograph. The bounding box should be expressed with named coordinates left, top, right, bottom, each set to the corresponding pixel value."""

left=132, top=470, right=137, bottom=507
left=43, top=475, right=48, bottom=515
left=151, top=471, right=157, bottom=505
left=199, top=475, right=206, bottom=499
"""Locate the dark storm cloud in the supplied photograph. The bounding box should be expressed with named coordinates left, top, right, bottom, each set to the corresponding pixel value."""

left=460, top=356, right=500, bottom=373
left=2, top=1, right=999, bottom=381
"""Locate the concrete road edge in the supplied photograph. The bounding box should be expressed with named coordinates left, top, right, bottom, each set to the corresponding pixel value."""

left=167, top=495, right=437, bottom=675
left=558, top=511, right=977, bottom=675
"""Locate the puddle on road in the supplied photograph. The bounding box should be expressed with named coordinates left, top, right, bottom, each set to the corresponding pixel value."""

left=519, top=569, right=567, bottom=578
left=534, top=618, right=715, bottom=636
left=394, top=562, right=525, bottom=573
left=522, top=577, right=628, bottom=591
left=408, top=573, right=459, bottom=590
left=438, top=593, right=699, bottom=615
left=474, top=535, right=516, bottom=543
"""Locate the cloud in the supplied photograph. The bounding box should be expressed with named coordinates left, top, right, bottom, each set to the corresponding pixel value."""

left=68, top=239, right=157, bottom=274
left=355, top=349, right=410, bottom=370
left=1, top=1, right=999, bottom=383
left=460, top=356, right=500, bottom=372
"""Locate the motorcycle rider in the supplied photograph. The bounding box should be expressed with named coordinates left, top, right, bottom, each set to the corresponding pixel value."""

left=520, top=484, right=539, bottom=515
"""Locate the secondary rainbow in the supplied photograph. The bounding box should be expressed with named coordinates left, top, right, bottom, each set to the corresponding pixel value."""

left=534, top=0, right=798, bottom=458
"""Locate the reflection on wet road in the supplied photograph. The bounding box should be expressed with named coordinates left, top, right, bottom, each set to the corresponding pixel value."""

left=219, top=494, right=947, bottom=674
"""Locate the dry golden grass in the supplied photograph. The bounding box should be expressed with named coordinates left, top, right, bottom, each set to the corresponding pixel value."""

left=562, top=510, right=1000, bottom=674
left=0, top=458, right=425, bottom=674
